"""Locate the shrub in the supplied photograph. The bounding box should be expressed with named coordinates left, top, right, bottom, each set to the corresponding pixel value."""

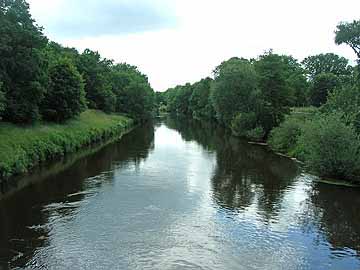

left=268, top=117, right=303, bottom=154
left=231, top=112, right=257, bottom=136
left=296, top=113, right=360, bottom=181
left=245, top=126, right=265, bottom=141
left=321, top=84, right=360, bottom=131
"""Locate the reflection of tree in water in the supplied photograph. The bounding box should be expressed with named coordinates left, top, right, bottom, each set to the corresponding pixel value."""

left=305, top=183, right=360, bottom=255
left=0, top=123, right=154, bottom=268
left=164, top=116, right=220, bottom=152
left=212, top=135, right=299, bottom=221
left=165, top=116, right=299, bottom=221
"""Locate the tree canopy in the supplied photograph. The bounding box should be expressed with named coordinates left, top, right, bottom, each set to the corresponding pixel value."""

left=41, top=59, right=86, bottom=122
left=335, top=20, right=360, bottom=59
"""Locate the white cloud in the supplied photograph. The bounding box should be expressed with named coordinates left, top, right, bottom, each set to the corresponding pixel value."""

left=28, top=0, right=360, bottom=91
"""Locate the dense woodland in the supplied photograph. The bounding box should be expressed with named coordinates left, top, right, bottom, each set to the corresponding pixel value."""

left=157, top=20, right=360, bottom=182
left=0, top=0, right=155, bottom=124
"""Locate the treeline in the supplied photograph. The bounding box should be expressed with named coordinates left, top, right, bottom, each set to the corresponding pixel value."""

left=158, top=20, right=360, bottom=183
left=0, top=0, right=154, bottom=124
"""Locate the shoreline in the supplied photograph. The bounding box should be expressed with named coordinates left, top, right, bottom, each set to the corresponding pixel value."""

left=0, top=110, right=135, bottom=183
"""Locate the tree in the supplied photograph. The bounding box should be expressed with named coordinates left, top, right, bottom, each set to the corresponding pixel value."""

left=189, top=78, right=215, bottom=120
left=322, top=83, right=360, bottom=131
left=173, top=84, right=193, bottom=115
left=0, top=0, right=48, bottom=123
left=280, top=55, right=309, bottom=106
left=309, top=73, right=339, bottom=107
left=44, top=42, right=80, bottom=67
left=302, top=53, right=352, bottom=81
left=211, top=57, right=259, bottom=126
left=76, top=49, right=116, bottom=113
left=41, top=59, right=86, bottom=122
left=255, top=52, right=294, bottom=135
left=110, top=63, right=154, bottom=121
left=335, top=20, right=360, bottom=59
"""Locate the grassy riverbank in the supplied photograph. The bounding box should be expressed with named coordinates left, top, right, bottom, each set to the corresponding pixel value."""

left=0, top=110, right=134, bottom=179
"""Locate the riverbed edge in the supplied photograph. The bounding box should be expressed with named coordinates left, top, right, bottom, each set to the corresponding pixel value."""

left=0, top=110, right=135, bottom=181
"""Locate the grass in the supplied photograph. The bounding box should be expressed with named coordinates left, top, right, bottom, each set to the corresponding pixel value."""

left=0, top=110, right=134, bottom=179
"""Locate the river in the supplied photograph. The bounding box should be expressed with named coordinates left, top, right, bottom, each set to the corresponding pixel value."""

left=0, top=118, right=360, bottom=269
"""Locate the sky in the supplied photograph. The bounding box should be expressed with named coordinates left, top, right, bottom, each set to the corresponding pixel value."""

left=28, top=0, right=360, bottom=91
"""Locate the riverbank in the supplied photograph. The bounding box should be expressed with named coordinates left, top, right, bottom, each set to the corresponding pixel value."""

left=0, top=110, right=134, bottom=180
left=268, top=107, right=360, bottom=186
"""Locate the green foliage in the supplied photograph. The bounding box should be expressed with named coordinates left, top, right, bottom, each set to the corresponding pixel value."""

left=174, top=84, right=194, bottom=115
left=255, top=52, right=293, bottom=135
left=41, top=58, right=87, bottom=122
left=245, top=126, right=265, bottom=142
left=211, top=57, right=259, bottom=126
left=110, top=63, right=154, bottom=121
left=309, top=73, right=340, bottom=107
left=231, top=112, right=257, bottom=136
left=322, top=84, right=360, bottom=131
left=76, top=49, right=116, bottom=113
left=268, top=116, right=304, bottom=155
left=296, top=113, right=360, bottom=181
left=335, top=20, right=360, bottom=59
left=0, top=0, right=48, bottom=123
left=0, top=82, right=6, bottom=117
left=0, top=110, right=133, bottom=179
left=44, top=42, right=80, bottom=67
left=302, top=53, right=352, bottom=80
left=277, top=55, right=309, bottom=106
left=189, top=78, right=215, bottom=120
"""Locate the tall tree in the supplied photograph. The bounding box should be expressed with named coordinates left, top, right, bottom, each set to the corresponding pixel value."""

left=309, top=73, right=340, bottom=107
left=302, top=53, right=352, bottom=80
left=41, top=58, right=86, bottom=122
left=255, top=52, right=294, bottom=134
left=335, top=20, right=360, bottom=59
left=76, top=49, right=116, bottom=113
left=0, top=0, right=48, bottom=123
left=211, top=57, right=259, bottom=126
left=110, top=63, right=154, bottom=121
left=279, top=55, right=309, bottom=106
left=189, top=78, right=215, bottom=120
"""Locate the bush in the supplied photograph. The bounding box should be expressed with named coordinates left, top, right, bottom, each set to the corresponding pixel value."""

left=321, top=84, right=360, bottom=131
left=296, top=113, right=360, bottom=181
left=231, top=112, right=257, bottom=136
left=41, top=59, right=87, bottom=122
left=268, top=117, right=303, bottom=154
left=245, top=126, right=265, bottom=141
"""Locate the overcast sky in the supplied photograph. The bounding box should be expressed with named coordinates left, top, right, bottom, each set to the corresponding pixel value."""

left=28, top=0, right=360, bottom=91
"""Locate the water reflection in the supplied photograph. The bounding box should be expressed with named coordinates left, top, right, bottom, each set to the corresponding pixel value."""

left=165, top=117, right=299, bottom=219
left=305, top=182, right=360, bottom=256
left=165, top=117, right=360, bottom=268
left=0, top=118, right=360, bottom=269
left=0, top=124, right=154, bottom=269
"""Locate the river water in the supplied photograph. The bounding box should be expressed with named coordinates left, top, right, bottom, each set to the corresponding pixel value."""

left=0, top=118, right=360, bottom=270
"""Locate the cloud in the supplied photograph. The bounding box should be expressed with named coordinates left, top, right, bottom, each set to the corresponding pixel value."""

left=28, top=0, right=177, bottom=39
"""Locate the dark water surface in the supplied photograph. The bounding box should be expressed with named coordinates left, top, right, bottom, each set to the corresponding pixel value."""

left=1, top=119, right=360, bottom=270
